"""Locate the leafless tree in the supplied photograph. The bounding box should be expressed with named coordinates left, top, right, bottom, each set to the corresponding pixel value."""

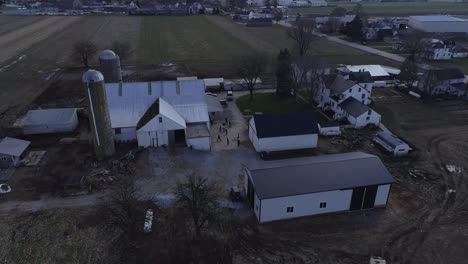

left=287, top=19, right=316, bottom=57
left=234, top=53, right=268, bottom=100
left=306, top=58, right=329, bottom=104
left=110, top=41, right=133, bottom=62
left=72, top=40, right=97, bottom=68
left=175, top=174, right=220, bottom=238
left=325, top=17, right=341, bottom=33
left=290, top=57, right=310, bottom=100
left=403, top=32, right=426, bottom=61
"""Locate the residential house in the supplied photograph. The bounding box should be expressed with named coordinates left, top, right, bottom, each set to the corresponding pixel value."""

left=420, top=39, right=453, bottom=60
left=334, top=97, right=381, bottom=128
left=451, top=45, right=468, bottom=59
left=243, top=152, right=395, bottom=223
left=418, top=68, right=467, bottom=96
left=248, top=112, right=319, bottom=153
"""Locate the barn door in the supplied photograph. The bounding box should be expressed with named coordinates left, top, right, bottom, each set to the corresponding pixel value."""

left=350, top=187, right=365, bottom=211
left=247, top=178, right=255, bottom=208
left=362, top=186, right=378, bottom=209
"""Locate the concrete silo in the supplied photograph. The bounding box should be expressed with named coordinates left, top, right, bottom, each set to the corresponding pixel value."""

left=82, top=69, right=115, bottom=159
left=98, top=50, right=122, bottom=83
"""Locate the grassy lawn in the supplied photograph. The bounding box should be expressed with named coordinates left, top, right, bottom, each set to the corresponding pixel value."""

left=236, top=92, right=314, bottom=115
left=138, top=16, right=253, bottom=75
left=290, top=2, right=468, bottom=16
left=432, top=58, right=468, bottom=74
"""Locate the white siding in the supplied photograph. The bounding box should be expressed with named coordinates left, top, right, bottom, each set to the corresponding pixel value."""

left=22, top=113, right=78, bottom=135
left=318, top=125, right=341, bottom=136
left=259, top=189, right=353, bottom=223
left=137, top=130, right=169, bottom=148
left=256, top=134, right=318, bottom=152
left=348, top=110, right=381, bottom=128
left=113, top=127, right=136, bottom=142
left=138, top=113, right=185, bottom=132
left=375, top=184, right=391, bottom=206
left=186, top=137, right=211, bottom=151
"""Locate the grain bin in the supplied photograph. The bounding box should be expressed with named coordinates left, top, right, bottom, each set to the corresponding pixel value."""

left=98, top=50, right=122, bottom=83
left=82, top=69, right=115, bottom=159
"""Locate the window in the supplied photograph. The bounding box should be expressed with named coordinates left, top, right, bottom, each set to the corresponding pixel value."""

left=349, top=88, right=352, bottom=93
left=366, top=117, right=370, bottom=121
left=358, top=88, right=361, bottom=92
left=0, top=156, right=6, bottom=161
left=361, top=93, right=365, bottom=99
left=158, top=117, right=162, bottom=123
left=368, top=110, right=372, bottom=115
left=319, top=202, right=327, bottom=208
left=286, top=206, right=294, bottom=213
left=115, top=128, right=122, bottom=135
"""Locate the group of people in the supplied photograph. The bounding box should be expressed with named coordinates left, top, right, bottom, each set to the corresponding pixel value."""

left=216, top=117, right=240, bottom=147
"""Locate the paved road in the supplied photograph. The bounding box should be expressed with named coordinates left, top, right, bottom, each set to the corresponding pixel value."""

left=278, top=20, right=436, bottom=70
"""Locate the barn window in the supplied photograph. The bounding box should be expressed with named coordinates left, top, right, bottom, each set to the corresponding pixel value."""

left=115, top=128, right=122, bottom=135
left=366, top=117, right=370, bottom=121
left=319, top=202, right=327, bottom=208
left=286, top=206, right=294, bottom=213
left=158, top=117, right=162, bottom=123
left=368, top=110, right=372, bottom=115
left=0, top=156, right=6, bottom=161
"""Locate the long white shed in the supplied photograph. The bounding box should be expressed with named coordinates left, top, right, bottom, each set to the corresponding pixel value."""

left=248, top=112, right=319, bottom=153
left=20, top=108, right=78, bottom=135
left=244, top=152, right=395, bottom=223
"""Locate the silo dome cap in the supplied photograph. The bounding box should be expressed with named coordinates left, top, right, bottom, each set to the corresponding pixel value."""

left=99, top=49, right=118, bottom=60
left=82, top=69, right=105, bottom=82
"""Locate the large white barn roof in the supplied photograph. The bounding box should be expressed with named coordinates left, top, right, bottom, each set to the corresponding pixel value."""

left=410, top=15, right=465, bottom=22
left=105, top=80, right=209, bottom=128
left=21, top=108, right=77, bottom=126
left=345, top=65, right=400, bottom=77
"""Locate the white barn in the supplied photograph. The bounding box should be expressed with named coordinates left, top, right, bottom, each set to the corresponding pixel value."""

left=19, top=108, right=79, bottom=135
left=105, top=80, right=211, bottom=151
left=0, top=137, right=30, bottom=169
left=374, top=132, right=410, bottom=157
left=244, top=152, right=395, bottom=223
left=248, top=112, right=319, bottom=153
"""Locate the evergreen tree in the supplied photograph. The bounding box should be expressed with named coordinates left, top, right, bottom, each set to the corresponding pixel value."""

left=276, top=49, right=292, bottom=96
left=348, top=15, right=364, bottom=41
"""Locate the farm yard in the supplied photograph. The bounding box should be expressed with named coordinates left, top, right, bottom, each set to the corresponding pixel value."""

left=290, top=2, right=468, bottom=16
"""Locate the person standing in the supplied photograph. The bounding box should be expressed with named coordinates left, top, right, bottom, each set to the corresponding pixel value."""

left=227, top=138, right=230, bottom=145
left=217, top=134, right=221, bottom=142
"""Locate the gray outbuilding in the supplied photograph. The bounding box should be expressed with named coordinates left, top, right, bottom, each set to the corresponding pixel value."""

left=244, top=152, right=395, bottom=223
left=20, top=108, right=79, bottom=135
left=374, top=132, right=410, bottom=157
left=0, top=137, right=30, bottom=169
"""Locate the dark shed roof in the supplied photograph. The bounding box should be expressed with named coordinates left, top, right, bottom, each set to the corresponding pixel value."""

left=252, top=112, right=319, bottom=139
left=338, top=97, right=370, bottom=118
left=245, top=152, right=395, bottom=199
left=348, top=71, right=372, bottom=83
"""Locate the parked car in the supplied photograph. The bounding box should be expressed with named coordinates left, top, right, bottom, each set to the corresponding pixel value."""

left=226, top=91, right=233, bottom=101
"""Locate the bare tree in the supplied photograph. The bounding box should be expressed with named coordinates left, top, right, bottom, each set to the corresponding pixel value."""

left=72, top=40, right=97, bottom=67
left=290, top=57, right=310, bottom=100
left=402, top=32, right=426, bottom=61
left=110, top=41, right=133, bottom=62
left=287, top=19, right=316, bottom=57
left=175, top=174, right=220, bottom=238
left=306, top=58, right=328, bottom=103
left=325, top=17, right=342, bottom=33
left=235, top=53, right=268, bottom=100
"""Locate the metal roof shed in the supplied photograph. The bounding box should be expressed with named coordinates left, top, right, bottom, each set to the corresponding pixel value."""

left=21, top=108, right=78, bottom=135
left=0, top=137, right=31, bottom=168
left=243, top=152, right=395, bottom=222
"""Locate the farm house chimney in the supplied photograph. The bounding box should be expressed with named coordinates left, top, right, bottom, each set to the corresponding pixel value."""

left=82, top=69, right=115, bottom=159
left=98, top=50, right=122, bottom=83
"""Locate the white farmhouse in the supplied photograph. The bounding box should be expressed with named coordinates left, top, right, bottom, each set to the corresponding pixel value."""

left=421, top=39, right=452, bottom=60
left=318, top=74, right=373, bottom=107
left=244, top=152, right=395, bottom=223
left=417, top=68, right=467, bottom=97
left=248, top=112, right=319, bottom=153
left=335, top=97, right=381, bottom=128
left=105, top=80, right=211, bottom=150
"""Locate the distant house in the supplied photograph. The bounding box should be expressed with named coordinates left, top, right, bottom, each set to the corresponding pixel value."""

left=418, top=68, right=467, bottom=97
left=451, top=45, right=468, bottom=59
left=0, top=137, right=30, bottom=169
left=248, top=112, right=319, bottom=153
left=374, top=132, right=410, bottom=157
left=317, top=74, right=373, bottom=107
left=243, top=152, right=395, bottom=223
left=336, top=64, right=400, bottom=86
left=420, top=39, right=453, bottom=60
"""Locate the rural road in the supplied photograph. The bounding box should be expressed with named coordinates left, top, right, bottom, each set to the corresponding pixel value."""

left=278, top=20, right=436, bottom=70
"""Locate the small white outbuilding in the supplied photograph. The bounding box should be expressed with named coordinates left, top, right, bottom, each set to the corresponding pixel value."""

left=248, top=112, right=319, bottom=153
left=0, top=137, right=30, bottom=169
left=244, top=152, right=395, bottom=223
left=374, top=132, right=410, bottom=156
left=20, top=108, right=79, bottom=135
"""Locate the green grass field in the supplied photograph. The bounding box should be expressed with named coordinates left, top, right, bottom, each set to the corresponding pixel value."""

left=289, top=2, right=468, bottom=16
left=138, top=16, right=253, bottom=75
left=236, top=93, right=314, bottom=115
